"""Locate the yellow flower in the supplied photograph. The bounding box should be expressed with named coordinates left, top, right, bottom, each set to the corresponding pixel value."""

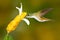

left=6, top=3, right=30, bottom=34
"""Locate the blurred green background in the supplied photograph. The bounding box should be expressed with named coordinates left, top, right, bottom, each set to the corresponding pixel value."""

left=0, top=0, right=60, bottom=40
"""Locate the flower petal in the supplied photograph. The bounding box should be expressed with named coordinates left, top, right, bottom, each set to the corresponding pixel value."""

left=16, top=3, right=22, bottom=15
left=23, top=18, right=30, bottom=25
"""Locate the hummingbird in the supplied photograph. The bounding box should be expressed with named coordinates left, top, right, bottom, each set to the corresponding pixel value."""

left=26, top=8, right=53, bottom=22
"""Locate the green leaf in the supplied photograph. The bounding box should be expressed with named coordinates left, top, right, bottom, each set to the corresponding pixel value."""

left=4, top=34, right=14, bottom=40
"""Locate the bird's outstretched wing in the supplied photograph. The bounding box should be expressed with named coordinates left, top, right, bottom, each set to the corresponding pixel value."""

left=39, top=8, right=53, bottom=17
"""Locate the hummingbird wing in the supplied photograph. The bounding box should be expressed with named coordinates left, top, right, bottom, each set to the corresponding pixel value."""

left=40, top=8, right=53, bottom=17
left=29, top=8, right=53, bottom=18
